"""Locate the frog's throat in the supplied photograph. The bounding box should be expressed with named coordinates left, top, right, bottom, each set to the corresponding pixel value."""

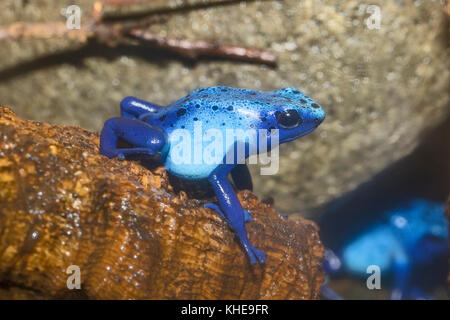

left=280, top=126, right=316, bottom=143
left=159, top=142, right=170, bottom=161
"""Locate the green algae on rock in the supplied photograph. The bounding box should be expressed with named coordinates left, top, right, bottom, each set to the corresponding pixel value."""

left=0, top=106, right=324, bottom=299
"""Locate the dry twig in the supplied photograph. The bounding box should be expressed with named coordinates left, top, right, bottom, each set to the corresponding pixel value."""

left=130, top=29, right=277, bottom=64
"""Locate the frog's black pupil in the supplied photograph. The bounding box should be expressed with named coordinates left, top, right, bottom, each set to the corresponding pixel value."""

left=275, top=109, right=302, bottom=129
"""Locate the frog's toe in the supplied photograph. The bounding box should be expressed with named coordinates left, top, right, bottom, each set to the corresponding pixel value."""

left=243, top=241, right=266, bottom=264
left=204, top=203, right=227, bottom=221
left=407, top=288, right=431, bottom=300
left=278, top=212, right=288, bottom=219
left=253, top=247, right=266, bottom=264
left=244, top=210, right=252, bottom=222
left=249, top=246, right=266, bottom=264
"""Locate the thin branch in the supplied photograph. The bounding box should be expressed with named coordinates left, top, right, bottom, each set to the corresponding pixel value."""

left=101, top=0, right=238, bottom=8
left=0, top=22, right=91, bottom=42
left=0, top=15, right=167, bottom=44
left=129, top=29, right=277, bottom=65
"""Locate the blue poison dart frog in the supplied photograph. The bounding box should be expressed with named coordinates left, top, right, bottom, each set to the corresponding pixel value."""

left=320, top=199, right=448, bottom=300
left=100, top=86, right=325, bottom=264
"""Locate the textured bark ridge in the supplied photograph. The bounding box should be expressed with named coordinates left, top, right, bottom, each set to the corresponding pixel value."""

left=0, top=107, right=324, bottom=299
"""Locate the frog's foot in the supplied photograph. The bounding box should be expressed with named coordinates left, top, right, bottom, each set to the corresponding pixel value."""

left=241, top=238, right=266, bottom=264
left=204, top=203, right=227, bottom=221
left=320, top=284, right=344, bottom=300
left=204, top=202, right=263, bottom=263
left=204, top=203, right=252, bottom=223
left=278, top=212, right=288, bottom=219
left=100, top=117, right=166, bottom=159
left=244, top=210, right=253, bottom=222
left=407, top=287, right=432, bottom=300
left=204, top=203, right=263, bottom=263
left=390, top=258, right=411, bottom=300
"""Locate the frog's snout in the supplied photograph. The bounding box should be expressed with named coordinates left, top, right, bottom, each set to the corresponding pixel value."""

left=313, top=105, right=326, bottom=126
left=299, top=102, right=325, bottom=130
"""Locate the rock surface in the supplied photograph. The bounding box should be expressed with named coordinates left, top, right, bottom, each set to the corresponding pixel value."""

left=0, top=107, right=324, bottom=299
left=0, top=1, right=448, bottom=214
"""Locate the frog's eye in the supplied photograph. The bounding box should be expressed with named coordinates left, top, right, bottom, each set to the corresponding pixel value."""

left=275, top=109, right=302, bottom=129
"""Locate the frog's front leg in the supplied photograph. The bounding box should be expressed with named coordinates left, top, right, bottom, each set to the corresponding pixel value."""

left=100, top=117, right=166, bottom=159
left=390, top=252, right=411, bottom=300
left=320, top=283, right=344, bottom=300
left=204, top=203, right=253, bottom=222
left=207, top=164, right=266, bottom=264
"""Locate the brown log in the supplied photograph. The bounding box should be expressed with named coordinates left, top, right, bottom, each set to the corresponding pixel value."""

left=0, top=107, right=324, bottom=299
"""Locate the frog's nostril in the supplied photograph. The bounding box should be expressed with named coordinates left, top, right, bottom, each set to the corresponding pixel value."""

left=316, top=108, right=326, bottom=122
left=312, top=109, right=325, bottom=126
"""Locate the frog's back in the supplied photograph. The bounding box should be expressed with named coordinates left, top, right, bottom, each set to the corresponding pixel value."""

left=146, top=86, right=320, bottom=180
left=149, top=86, right=284, bottom=122
left=145, top=87, right=254, bottom=179
left=147, top=88, right=244, bottom=179
left=147, top=86, right=315, bottom=131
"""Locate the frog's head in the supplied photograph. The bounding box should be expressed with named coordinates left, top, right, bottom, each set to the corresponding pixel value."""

left=390, top=199, right=448, bottom=242
left=264, top=88, right=325, bottom=143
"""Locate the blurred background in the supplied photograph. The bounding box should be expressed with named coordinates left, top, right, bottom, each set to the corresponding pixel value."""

left=0, top=0, right=449, bottom=299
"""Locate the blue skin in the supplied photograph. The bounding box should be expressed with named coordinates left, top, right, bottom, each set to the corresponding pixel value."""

left=321, top=199, right=448, bottom=299
left=100, top=86, right=325, bottom=264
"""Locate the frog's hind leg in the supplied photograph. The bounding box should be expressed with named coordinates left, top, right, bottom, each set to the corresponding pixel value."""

left=100, top=117, right=166, bottom=159
left=120, top=96, right=164, bottom=119
left=206, top=165, right=265, bottom=264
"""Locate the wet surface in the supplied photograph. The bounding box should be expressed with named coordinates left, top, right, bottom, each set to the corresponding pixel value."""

left=0, top=107, right=324, bottom=299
